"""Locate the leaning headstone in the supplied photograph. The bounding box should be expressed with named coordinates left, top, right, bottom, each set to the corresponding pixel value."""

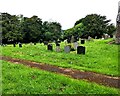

left=64, top=45, right=71, bottom=53
left=115, top=1, right=120, bottom=44
left=47, top=44, right=53, bottom=51
left=18, top=42, right=22, bottom=47
left=81, top=39, right=85, bottom=44
left=77, top=46, right=85, bottom=54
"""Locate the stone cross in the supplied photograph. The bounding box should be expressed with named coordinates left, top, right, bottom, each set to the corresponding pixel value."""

left=116, top=1, right=120, bottom=44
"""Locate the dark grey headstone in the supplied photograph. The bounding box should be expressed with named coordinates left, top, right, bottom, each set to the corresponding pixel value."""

left=47, top=44, right=53, bottom=51
left=77, top=46, right=85, bottom=54
left=81, top=39, right=85, bottom=44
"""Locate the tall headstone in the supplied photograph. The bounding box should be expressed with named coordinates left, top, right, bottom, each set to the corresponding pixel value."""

left=71, top=35, right=75, bottom=43
left=116, top=1, right=120, bottom=44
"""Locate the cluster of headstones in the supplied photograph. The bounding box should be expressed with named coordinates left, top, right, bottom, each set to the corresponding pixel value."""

left=13, top=42, right=22, bottom=47
left=44, top=38, right=86, bottom=55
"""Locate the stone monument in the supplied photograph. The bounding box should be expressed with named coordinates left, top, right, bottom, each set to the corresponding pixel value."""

left=116, top=1, right=120, bottom=44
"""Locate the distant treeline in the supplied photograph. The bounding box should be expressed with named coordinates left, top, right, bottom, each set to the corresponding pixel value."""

left=0, top=13, right=116, bottom=44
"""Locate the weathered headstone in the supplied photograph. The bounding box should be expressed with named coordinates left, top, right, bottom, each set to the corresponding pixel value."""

left=116, top=1, right=120, bottom=44
left=88, top=36, right=91, bottom=41
left=95, top=36, right=97, bottom=39
left=73, top=42, right=79, bottom=50
left=71, top=35, right=75, bottom=43
left=77, top=46, right=85, bottom=54
left=81, top=39, right=85, bottom=44
left=56, top=43, right=60, bottom=52
left=47, top=44, right=53, bottom=51
left=64, top=45, right=71, bottom=53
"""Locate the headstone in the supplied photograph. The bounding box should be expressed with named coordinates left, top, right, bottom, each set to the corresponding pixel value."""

left=64, top=45, right=71, bottom=53
left=18, top=42, right=22, bottom=47
left=95, top=36, right=97, bottom=39
left=56, top=46, right=61, bottom=52
left=47, top=44, right=53, bottom=51
left=56, top=43, right=60, bottom=52
left=64, top=39, right=67, bottom=45
left=13, top=43, right=16, bottom=47
left=77, top=46, right=85, bottom=54
left=115, top=1, right=120, bottom=44
left=71, top=35, right=75, bottom=43
left=104, top=34, right=109, bottom=39
left=30, top=42, right=33, bottom=45
left=73, top=42, right=79, bottom=50
left=81, top=39, right=85, bottom=44
left=88, top=36, right=91, bottom=41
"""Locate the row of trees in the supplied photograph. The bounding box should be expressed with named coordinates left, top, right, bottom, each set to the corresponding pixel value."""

left=1, top=13, right=62, bottom=44
left=64, top=14, right=116, bottom=39
left=0, top=13, right=116, bottom=44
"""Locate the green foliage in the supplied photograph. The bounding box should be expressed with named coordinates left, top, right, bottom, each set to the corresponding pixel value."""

left=1, top=13, right=62, bottom=43
left=74, top=14, right=116, bottom=38
left=2, top=61, right=119, bottom=94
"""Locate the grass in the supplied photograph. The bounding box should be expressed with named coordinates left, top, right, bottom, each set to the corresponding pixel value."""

left=0, top=38, right=119, bottom=76
left=2, top=60, right=120, bottom=94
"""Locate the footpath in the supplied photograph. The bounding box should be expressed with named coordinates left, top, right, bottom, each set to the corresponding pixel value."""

left=0, top=55, right=119, bottom=89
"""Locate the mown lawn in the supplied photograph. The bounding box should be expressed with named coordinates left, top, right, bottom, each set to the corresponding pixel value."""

left=2, top=60, right=119, bottom=94
left=0, top=38, right=119, bottom=76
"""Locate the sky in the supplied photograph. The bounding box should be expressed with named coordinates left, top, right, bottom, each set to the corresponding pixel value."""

left=0, top=0, right=120, bottom=30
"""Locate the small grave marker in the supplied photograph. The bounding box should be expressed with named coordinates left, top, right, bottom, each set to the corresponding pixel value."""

left=81, top=39, right=85, bottom=44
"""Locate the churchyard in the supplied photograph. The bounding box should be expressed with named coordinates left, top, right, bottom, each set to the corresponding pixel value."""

left=1, top=38, right=120, bottom=94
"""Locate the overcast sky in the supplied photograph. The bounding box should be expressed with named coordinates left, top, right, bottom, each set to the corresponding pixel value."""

left=0, top=0, right=119, bottom=29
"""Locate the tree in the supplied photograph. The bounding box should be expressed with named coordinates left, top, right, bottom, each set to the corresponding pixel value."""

left=74, top=14, right=115, bottom=38
left=1, top=13, right=22, bottom=43
left=20, top=15, right=43, bottom=43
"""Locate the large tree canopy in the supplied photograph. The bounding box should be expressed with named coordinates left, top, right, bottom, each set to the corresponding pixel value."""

left=74, top=14, right=116, bottom=38
left=1, top=13, right=62, bottom=44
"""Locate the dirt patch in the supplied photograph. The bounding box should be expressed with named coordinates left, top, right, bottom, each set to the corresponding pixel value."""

left=0, top=55, right=120, bottom=89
